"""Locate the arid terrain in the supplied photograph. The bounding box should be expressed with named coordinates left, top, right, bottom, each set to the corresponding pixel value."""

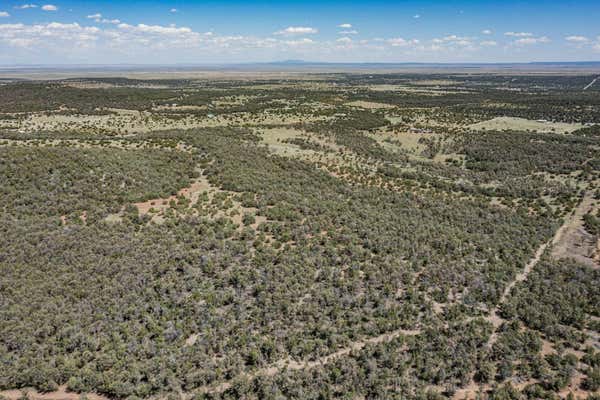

left=0, top=70, right=599, bottom=400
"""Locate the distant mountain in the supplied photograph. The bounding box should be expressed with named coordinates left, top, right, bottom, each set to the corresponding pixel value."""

left=270, top=60, right=309, bottom=65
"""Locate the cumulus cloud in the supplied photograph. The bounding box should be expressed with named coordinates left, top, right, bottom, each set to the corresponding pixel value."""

left=339, top=30, right=358, bottom=35
left=15, top=4, right=38, bottom=9
left=118, top=23, right=194, bottom=35
left=514, top=36, right=550, bottom=45
left=0, top=21, right=316, bottom=57
left=0, top=20, right=592, bottom=64
left=0, top=11, right=10, bottom=17
left=170, top=8, right=178, bottom=13
left=565, top=35, right=589, bottom=43
left=420, top=35, right=478, bottom=52
left=433, top=35, right=472, bottom=46
left=41, top=4, right=57, bottom=11
left=0, top=21, right=201, bottom=49
left=274, top=26, right=318, bottom=36
left=0, top=22, right=99, bottom=49
left=413, top=14, right=420, bottom=19
left=505, top=31, right=532, bottom=37
left=387, top=37, right=419, bottom=47
left=283, top=38, right=314, bottom=46
left=337, top=23, right=352, bottom=28
left=481, top=29, right=492, bottom=35
left=564, top=35, right=600, bottom=51
left=86, top=14, right=120, bottom=24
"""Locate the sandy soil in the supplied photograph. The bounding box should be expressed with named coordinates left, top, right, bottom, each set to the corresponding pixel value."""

left=195, top=327, right=421, bottom=395
left=9, top=109, right=333, bottom=135
left=0, top=386, right=109, bottom=400
left=453, top=191, right=597, bottom=399
left=132, top=172, right=267, bottom=231
left=468, top=117, right=585, bottom=133
left=551, top=192, right=599, bottom=269
left=345, top=100, right=396, bottom=109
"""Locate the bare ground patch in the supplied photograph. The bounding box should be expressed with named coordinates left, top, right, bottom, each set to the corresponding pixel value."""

left=345, top=100, right=396, bottom=109
left=551, top=192, right=599, bottom=269
left=469, top=117, right=585, bottom=134
left=0, top=386, right=109, bottom=400
left=195, top=328, right=421, bottom=395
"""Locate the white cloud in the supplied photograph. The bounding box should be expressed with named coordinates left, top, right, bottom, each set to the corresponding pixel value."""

left=0, top=22, right=100, bottom=48
left=15, top=4, right=38, bottom=9
left=170, top=8, right=178, bottom=13
left=86, top=14, right=120, bottom=24
left=514, top=36, right=550, bottom=45
left=0, top=21, right=202, bottom=51
left=481, top=29, right=492, bottom=35
left=444, top=35, right=465, bottom=41
left=387, top=37, right=408, bottom=47
left=283, top=38, right=314, bottom=46
left=564, top=35, right=595, bottom=50
left=505, top=31, right=532, bottom=37
left=339, top=30, right=358, bottom=35
left=424, top=35, right=477, bottom=52
left=119, top=23, right=194, bottom=35
left=41, top=4, right=58, bottom=11
left=0, top=20, right=592, bottom=64
left=387, top=37, right=419, bottom=47
left=433, top=35, right=472, bottom=44
left=413, top=14, right=420, bottom=19
left=274, top=26, right=318, bottom=36
left=338, top=23, right=352, bottom=28
left=565, top=35, right=589, bottom=43
left=0, top=12, right=10, bottom=17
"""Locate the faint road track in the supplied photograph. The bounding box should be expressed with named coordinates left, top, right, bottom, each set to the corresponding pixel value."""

left=197, top=327, right=421, bottom=395
left=453, top=190, right=594, bottom=399
left=584, top=76, right=599, bottom=90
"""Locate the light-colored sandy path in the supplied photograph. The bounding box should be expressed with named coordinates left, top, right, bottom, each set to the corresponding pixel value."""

left=3, top=193, right=594, bottom=400
left=551, top=191, right=599, bottom=269
left=486, top=191, right=593, bottom=347
left=584, top=76, right=599, bottom=91
left=195, top=327, right=421, bottom=395
left=453, top=190, right=596, bottom=399
left=0, top=386, right=109, bottom=400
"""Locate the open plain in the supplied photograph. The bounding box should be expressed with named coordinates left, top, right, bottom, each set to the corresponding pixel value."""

left=0, top=69, right=599, bottom=400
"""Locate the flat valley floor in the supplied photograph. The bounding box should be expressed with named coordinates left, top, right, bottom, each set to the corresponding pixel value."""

left=0, top=70, right=599, bottom=400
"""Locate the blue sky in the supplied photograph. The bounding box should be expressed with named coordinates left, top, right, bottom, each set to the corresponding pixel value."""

left=0, top=0, right=599, bottom=64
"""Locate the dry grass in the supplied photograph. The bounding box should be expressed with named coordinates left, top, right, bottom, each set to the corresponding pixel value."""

left=345, top=100, right=396, bottom=109
left=469, top=117, right=585, bottom=133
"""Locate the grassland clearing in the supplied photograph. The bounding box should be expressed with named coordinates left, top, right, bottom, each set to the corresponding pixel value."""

left=469, top=116, right=585, bottom=133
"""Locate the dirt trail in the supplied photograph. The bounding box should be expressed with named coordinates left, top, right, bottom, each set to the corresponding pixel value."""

left=0, top=386, right=109, bottom=400
left=134, top=176, right=211, bottom=215
left=551, top=191, right=599, bottom=269
left=0, top=328, right=417, bottom=400
left=196, top=328, right=421, bottom=395
left=486, top=191, right=593, bottom=347
left=453, top=190, right=595, bottom=399
left=584, top=76, right=599, bottom=91
left=3, top=193, right=594, bottom=400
